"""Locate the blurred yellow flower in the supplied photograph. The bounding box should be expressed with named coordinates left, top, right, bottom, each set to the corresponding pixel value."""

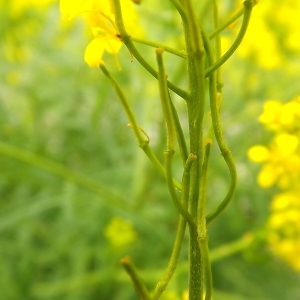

left=249, top=97, right=300, bottom=189
left=247, top=145, right=270, bottom=162
left=257, top=164, right=279, bottom=188
left=279, top=100, right=300, bottom=125
left=59, top=0, right=138, bottom=67
left=84, top=35, right=122, bottom=67
left=238, top=18, right=281, bottom=69
left=249, top=96, right=300, bottom=271
left=275, top=134, right=298, bottom=157
left=271, top=193, right=299, bottom=211
left=248, top=144, right=300, bottom=189
left=104, top=217, right=137, bottom=248
left=268, top=191, right=300, bottom=271
left=258, top=100, right=282, bottom=128
left=259, top=98, right=300, bottom=130
left=234, top=1, right=300, bottom=68
left=272, top=1, right=300, bottom=53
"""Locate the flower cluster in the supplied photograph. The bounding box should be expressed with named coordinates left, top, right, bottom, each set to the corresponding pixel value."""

left=248, top=98, right=300, bottom=189
left=59, top=0, right=138, bottom=67
left=268, top=192, right=300, bottom=271
left=248, top=96, right=300, bottom=271
left=235, top=0, right=300, bottom=69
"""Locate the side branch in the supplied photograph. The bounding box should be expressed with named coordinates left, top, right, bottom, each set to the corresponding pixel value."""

left=156, top=49, right=194, bottom=225
left=112, top=0, right=189, bottom=100
left=100, top=64, right=182, bottom=191
left=205, top=0, right=254, bottom=77
left=121, top=256, right=151, bottom=300
left=201, top=28, right=237, bottom=224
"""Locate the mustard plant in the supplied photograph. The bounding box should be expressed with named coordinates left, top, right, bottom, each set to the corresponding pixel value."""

left=59, top=0, right=257, bottom=299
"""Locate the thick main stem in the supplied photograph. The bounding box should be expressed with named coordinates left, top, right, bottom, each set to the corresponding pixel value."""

left=180, top=0, right=207, bottom=298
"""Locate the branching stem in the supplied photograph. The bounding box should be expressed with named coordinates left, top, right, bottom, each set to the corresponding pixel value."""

left=112, top=0, right=189, bottom=100
left=205, top=0, right=254, bottom=77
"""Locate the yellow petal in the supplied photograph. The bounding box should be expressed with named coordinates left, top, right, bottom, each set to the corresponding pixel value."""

left=258, top=100, right=282, bottom=125
left=268, top=212, right=287, bottom=228
left=84, top=1, right=115, bottom=34
left=104, top=37, right=122, bottom=54
left=247, top=145, right=270, bottom=162
left=258, top=164, right=278, bottom=188
left=84, top=37, right=105, bottom=67
left=275, top=133, right=299, bottom=156
left=271, top=193, right=297, bottom=211
left=280, top=102, right=298, bottom=125
left=60, top=0, right=86, bottom=20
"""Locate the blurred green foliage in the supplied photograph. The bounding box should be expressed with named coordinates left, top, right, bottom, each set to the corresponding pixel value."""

left=0, top=1, right=300, bottom=299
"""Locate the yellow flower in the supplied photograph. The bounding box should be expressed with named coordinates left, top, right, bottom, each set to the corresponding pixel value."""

left=247, top=145, right=270, bottom=162
left=248, top=142, right=300, bottom=189
left=271, top=193, right=298, bottom=211
left=267, top=191, right=300, bottom=271
left=84, top=35, right=122, bottom=67
left=280, top=101, right=300, bottom=125
left=256, top=164, right=276, bottom=188
left=251, top=96, right=300, bottom=272
left=60, top=0, right=87, bottom=21
left=236, top=1, right=282, bottom=69
left=104, top=217, right=137, bottom=248
left=258, top=99, right=300, bottom=130
left=275, top=134, right=299, bottom=157
left=272, top=1, right=300, bottom=52
left=236, top=1, right=300, bottom=68
left=258, top=100, right=282, bottom=128
left=249, top=97, right=300, bottom=189
left=60, top=0, right=138, bottom=67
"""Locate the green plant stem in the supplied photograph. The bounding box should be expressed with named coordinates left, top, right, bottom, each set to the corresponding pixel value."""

left=205, top=0, right=254, bottom=77
left=165, top=149, right=194, bottom=225
left=199, top=237, right=213, bottom=300
left=166, top=49, right=189, bottom=165
left=208, top=0, right=258, bottom=40
left=120, top=256, right=151, bottom=300
left=170, top=97, right=189, bottom=165
left=208, top=7, right=243, bottom=40
left=99, top=64, right=182, bottom=191
left=131, top=36, right=186, bottom=58
left=212, top=0, right=223, bottom=91
left=151, top=215, right=186, bottom=300
left=156, top=49, right=194, bottom=225
left=201, top=27, right=237, bottom=225
left=169, top=0, right=188, bottom=22
left=180, top=0, right=207, bottom=298
left=197, top=142, right=211, bottom=237
left=188, top=225, right=202, bottom=300
left=197, top=142, right=212, bottom=300
left=152, top=154, right=195, bottom=300
left=112, top=0, right=189, bottom=100
left=182, top=153, right=197, bottom=208
left=99, top=65, right=146, bottom=147
left=156, top=49, right=176, bottom=151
